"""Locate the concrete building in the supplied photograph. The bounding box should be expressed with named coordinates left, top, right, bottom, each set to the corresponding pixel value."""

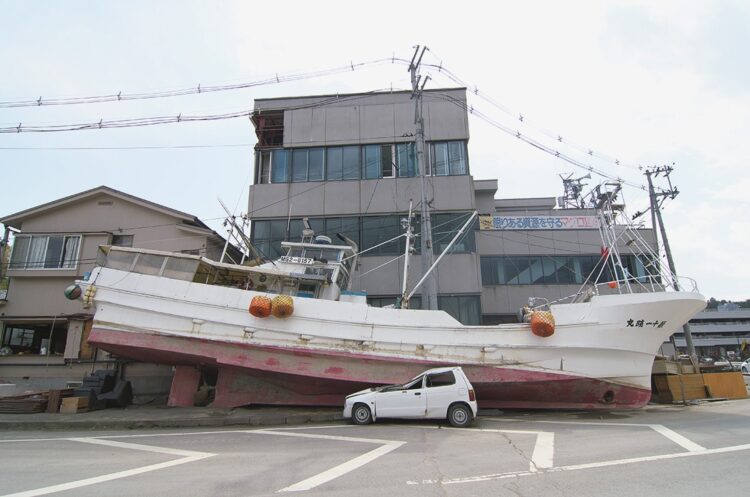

left=248, top=89, right=658, bottom=325
left=678, top=304, right=750, bottom=360
left=0, top=186, right=239, bottom=395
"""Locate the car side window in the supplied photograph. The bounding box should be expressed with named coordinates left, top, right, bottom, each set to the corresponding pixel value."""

left=406, top=377, right=424, bottom=390
left=426, top=371, right=455, bottom=388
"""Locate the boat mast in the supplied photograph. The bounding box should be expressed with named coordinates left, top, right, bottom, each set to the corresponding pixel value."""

left=409, top=45, right=438, bottom=310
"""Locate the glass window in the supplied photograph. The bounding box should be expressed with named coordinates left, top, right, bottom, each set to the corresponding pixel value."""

left=431, top=213, right=476, bottom=254
left=431, top=142, right=449, bottom=176
left=271, top=149, right=289, bottom=183
left=448, top=141, right=467, bottom=175
left=257, top=151, right=271, bottom=184
left=342, top=146, right=360, bottom=180
left=292, top=149, right=308, bottom=182
left=308, top=148, right=324, bottom=181
left=326, top=147, right=343, bottom=180
left=8, top=235, right=80, bottom=270
left=426, top=371, right=455, bottom=387
left=396, top=143, right=416, bottom=177
left=438, top=295, right=481, bottom=325
left=111, top=235, right=133, bottom=247
left=430, top=141, right=467, bottom=176
left=363, top=145, right=380, bottom=179
left=381, top=145, right=394, bottom=178
left=361, top=216, right=400, bottom=256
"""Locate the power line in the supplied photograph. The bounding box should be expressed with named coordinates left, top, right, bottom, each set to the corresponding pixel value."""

left=421, top=51, right=644, bottom=173
left=0, top=143, right=254, bottom=150
left=0, top=58, right=410, bottom=108
left=429, top=91, right=648, bottom=192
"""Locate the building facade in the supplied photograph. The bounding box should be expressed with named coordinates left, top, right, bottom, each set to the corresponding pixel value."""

left=247, top=89, right=658, bottom=325
left=0, top=186, right=239, bottom=394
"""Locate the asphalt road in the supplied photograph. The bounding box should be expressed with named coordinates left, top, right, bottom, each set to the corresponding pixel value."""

left=2, top=398, right=749, bottom=497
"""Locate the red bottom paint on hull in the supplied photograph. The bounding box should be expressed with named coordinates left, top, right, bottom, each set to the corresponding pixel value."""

left=89, top=328, right=652, bottom=410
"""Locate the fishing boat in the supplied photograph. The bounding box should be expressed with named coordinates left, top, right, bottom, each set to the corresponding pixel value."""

left=69, top=203, right=705, bottom=410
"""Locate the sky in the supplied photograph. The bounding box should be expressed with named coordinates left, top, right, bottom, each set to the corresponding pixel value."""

left=1, top=0, right=747, bottom=301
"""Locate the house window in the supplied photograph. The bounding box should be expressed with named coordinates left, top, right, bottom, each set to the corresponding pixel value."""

left=1, top=322, right=68, bottom=355
left=111, top=234, right=133, bottom=247
left=438, top=295, right=481, bottom=325
left=9, top=235, right=81, bottom=270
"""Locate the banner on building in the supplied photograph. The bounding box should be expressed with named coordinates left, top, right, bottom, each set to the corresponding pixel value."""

left=478, top=215, right=600, bottom=230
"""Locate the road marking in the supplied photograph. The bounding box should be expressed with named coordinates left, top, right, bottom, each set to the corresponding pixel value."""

left=408, top=442, right=750, bottom=486
left=421, top=425, right=554, bottom=472
left=278, top=441, right=405, bottom=492
left=1, top=427, right=405, bottom=495
left=484, top=418, right=707, bottom=452
left=0, top=438, right=214, bottom=497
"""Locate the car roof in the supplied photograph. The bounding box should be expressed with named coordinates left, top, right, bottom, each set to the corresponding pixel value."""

left=418, top=366, right=462, bottom=376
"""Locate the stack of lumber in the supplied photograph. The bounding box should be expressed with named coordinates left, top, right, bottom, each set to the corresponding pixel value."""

left=651, top=358, right=748, bottom=403
left=0, top=388, right=75, bottom=414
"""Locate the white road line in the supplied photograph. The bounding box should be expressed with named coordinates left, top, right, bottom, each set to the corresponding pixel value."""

left=484, top=418, right=707, bottom=452
left=421, top=425, right=554, bottom=471
left=278, top=442, right=405, bottom=492
left=646, top=425, right=705, bottom=452
left=0, top=438, right=214, bottom=497
left=407, top=442, right=750, bottom=486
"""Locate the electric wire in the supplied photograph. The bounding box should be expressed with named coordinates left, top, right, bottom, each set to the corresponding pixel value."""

left=0, top=58, right=411, bottom=108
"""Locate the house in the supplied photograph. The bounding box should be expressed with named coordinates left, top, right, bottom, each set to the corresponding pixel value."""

left=0, top=186, right=240, bottom=397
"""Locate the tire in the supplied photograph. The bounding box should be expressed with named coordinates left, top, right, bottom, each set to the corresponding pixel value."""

left=742, top=366, right=748, bottom=375
left=352, top=403, right=373, bottom=425
left=447, top=403, right=472, bottom=428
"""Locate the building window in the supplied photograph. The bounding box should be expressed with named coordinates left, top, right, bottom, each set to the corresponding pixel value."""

left=9, top=235, right=81, bottom=270
left=291, top=148, right=324, bottom=182
left=342, top=146, right=361, bottom=180
left=361, top=216, right=402, bottom=256
left=438, top=295, right=481, bottom=325
left=256, top=141, right=468, bottom=184
left=111, top=234, right=134, bottom=247
left=430, top=141, right=467, bottom=176
left=431, top=212, right=476, bottom=254
left=479, top=255, right=653, bottom=286
left=271, top=149, right=289, bottom=183
left=396, top=143, right=417, bottom=177
left=257, top=150, right=271, bottom=184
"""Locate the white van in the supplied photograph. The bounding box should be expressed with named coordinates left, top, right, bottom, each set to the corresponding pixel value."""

left=343, top=366, right=478, bottom=427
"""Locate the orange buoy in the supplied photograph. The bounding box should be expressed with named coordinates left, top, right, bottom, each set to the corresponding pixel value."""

left=530, top=311, right=555, bottom=337
left=249, top=295, right=272, bottom=318
left=607, top=281, right=618, bottom=289
left=271, top=295, right=294, bottom=318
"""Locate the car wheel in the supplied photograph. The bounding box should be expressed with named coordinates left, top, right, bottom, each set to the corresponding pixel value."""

left=352, top=403, right=373, bottom=425
left=447, top=403, right=472, bottom=428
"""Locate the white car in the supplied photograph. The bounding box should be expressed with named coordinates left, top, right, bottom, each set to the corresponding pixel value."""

left=741, top=358, right=750, bottom=375
left=343, top=366, right=478, bottom=428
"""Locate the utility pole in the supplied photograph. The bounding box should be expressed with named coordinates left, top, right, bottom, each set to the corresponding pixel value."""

left=409, top=45, right=438, bottom=310
left=645, top=165, right=698, bottom=362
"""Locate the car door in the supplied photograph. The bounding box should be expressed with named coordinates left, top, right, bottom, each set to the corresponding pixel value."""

left=375, top=376, right=427, bottom=418
left=424, top=370, right=460, bottom=418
